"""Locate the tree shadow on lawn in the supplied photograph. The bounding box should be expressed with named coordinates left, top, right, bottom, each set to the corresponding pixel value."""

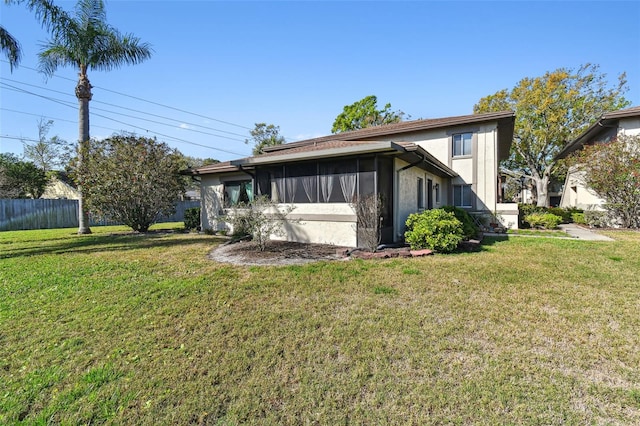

left=0, top=232, right=222, bottom=259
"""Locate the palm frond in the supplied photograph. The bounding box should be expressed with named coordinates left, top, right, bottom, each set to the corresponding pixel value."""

left=0, top=25, right=21, bottom=71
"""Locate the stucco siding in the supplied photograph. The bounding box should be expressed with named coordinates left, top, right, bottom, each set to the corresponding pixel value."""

left=394, top=158, right=445, bottom=239
left=619, top=117, right=640, bottom=136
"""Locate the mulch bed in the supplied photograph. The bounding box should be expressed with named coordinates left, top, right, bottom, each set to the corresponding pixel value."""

left=210, top=237, right=483, bottom=266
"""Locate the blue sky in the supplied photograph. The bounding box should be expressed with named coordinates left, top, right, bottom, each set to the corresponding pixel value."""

left=1, top=0, right=639, bottom=162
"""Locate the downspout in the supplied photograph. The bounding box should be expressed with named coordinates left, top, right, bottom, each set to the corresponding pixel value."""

left=395, top=151, right=426, bottom=241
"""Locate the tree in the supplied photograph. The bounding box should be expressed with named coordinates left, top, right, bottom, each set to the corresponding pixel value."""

left=474, top=64, right=629, bottom=207
left=245, top=123, right=285, bottom=155
left=23, top=118, right=71, bottom=174
left=37, top=0, right=152, bottom=234
left=3, top=0, right=70, bottom=70
left=75, top=134, right=186, bottom=232
left=0, top=153, right=47, bottom=198
left=573, top=134, right=640, bottom=228
left=0, top=24, right=21, bottom=71
left=331, top=95, right=406, bottom=133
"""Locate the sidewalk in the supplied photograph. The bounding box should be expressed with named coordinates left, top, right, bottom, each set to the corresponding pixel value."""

left=558, top=224, right=614, bottom=241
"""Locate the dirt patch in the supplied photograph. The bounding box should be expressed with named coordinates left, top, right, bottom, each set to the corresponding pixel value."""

left=209, top=240, right=351, bottom=266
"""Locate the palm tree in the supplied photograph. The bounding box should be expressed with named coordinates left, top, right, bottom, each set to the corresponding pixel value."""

left=38, top=0, right=152, bottom=234
left=0, top=25, right=21, bottom=70
left=2, top=0, right=61, bottom=71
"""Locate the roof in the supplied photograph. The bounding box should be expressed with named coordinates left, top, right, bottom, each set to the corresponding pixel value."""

left=556, top=106, right=640, bottom=159
left=262, top=110, right=515, bottom=159
left=187, top=110, right=515, bottom=177
left=189, top=140, right=457, bottom=178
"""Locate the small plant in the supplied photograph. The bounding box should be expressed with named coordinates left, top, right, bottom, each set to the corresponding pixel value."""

left=183, top=207, right=201, bottom=231
left=405, top=209, right=464, bottom=253
left=524, top=213, right=562, bottom=229
left=571, top=212, right=586, bottom=225
left=228, top=196, right=295, bottom=251
left=584, top=210, right=608, bottom=228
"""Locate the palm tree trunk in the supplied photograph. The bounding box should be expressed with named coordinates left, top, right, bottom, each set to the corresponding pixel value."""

left=76, top=72, right=92, bottom=234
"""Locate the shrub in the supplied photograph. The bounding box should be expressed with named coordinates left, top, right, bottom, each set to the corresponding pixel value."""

left=571, top=212, right=586, bottom=225
left=442, top=205, right=479, bottom=239
left=547, top=207, right=573, bottom=224
left=405, top=209, right=464, bottom=253
left=229, top=196, right=296, bottom=251
left=524, top=213, right=562, bottom=229
left=518, top=203, right=546, bottom=228
left=183, top=207, right=201, bottom=231
left=584, top=210, right=608, bottom=228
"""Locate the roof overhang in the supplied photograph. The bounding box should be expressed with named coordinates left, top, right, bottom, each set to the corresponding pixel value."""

left=230, top=141, right=399, bottom=166
left=185, top=141, right=457, bottom=178
left=556, top=106, right=640, bottom=160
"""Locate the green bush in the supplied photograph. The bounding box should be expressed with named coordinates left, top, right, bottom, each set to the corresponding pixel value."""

left=584, top=210, right=608, bottom=228
left=183, top=207, right=201, bottom=231
left=524, top=213, right=562, bottom=229
left=405, top=209, right=464, bottom=253
left=571, top=212, right=586, bottom=225
left=518, top=203, right=545, bottom=228
left=442, top=205, right=479, bottom=239
left=547, top=207, right=572, bottom=223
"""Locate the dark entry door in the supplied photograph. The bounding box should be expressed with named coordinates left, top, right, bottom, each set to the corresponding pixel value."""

left=427, top=179, right=433, bottom=209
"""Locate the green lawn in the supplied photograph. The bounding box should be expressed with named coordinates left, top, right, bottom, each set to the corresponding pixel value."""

left=1, top=225, right=640, bottom=425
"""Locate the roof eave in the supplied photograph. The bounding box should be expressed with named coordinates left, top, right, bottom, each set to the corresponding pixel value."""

left=231, top=141, right=401, bottom=166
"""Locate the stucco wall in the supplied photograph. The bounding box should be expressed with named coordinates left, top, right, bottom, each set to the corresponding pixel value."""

left=275, top=203, right=357, bottom=247
left=394, top=158, right=445, bottom=239
left=200, top=175, right=224, bottom=231
left=561, top=118, right=640, bottom=210
left=406, top=122, right=500, bottom=214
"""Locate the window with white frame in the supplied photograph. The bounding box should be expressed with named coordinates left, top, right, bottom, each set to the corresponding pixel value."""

left=452, top=132, right=473, bottom=157
left=453, top=184, right=473, bottom=208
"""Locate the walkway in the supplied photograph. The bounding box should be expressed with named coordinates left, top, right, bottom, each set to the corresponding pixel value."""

left=558, top=224, right=614, bottom=241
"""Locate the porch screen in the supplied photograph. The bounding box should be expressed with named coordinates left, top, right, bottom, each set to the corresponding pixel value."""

left=254, top=157, right=377, bottom=204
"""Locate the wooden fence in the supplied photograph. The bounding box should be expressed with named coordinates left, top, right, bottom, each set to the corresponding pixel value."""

left=0, top=199, right=200, bottom=231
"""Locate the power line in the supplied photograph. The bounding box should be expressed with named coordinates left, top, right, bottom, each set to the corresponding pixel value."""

left=1, top=83, right=251, bottom=154
left=0, top=60, right=255, bottom=131
left=1, top=77, right=252, bottom=139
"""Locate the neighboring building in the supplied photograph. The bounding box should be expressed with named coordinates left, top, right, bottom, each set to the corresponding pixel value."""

left=40, top=173, right=80, bottom=200
left=557, top=106, right=640, bottom=210
left=188, top=110, right=517, bottom=247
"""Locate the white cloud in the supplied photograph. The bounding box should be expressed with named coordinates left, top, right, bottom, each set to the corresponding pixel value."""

left=179, top=123, right=190, bottom=129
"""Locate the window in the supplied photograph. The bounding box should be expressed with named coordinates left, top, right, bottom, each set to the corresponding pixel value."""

left=417, top=177, right=424, bottom=209
left=453, top=184, right=473, bottom=208
left=453, top=133, right=473, bottom=157
left=224, top=180, right=252, bottom=207
left=434, top=183, right=440, bottom=204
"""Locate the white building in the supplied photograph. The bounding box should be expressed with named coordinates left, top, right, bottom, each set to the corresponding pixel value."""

left=189, top=111, right=517, bottom=247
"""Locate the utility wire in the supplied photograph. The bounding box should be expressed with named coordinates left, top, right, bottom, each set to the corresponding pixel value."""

left=0, top=60, right=255, bottom=131
left=0, top=83, right=251, bottom=154
left=1, top=77, right=252, bottom=139
left=0, top=82, right=250, bottom=156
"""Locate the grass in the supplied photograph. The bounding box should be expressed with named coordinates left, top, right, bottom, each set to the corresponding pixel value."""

left=1, top=225, right=640, bottom=424
left=506, top=228, right=571, bottom=237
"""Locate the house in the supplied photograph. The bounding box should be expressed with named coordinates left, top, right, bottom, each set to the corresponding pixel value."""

left=40, top=173, right=80, bottom=200
left=189, top=110, right=517, bottom=247
left=557, top=106, right=640, bottom=210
